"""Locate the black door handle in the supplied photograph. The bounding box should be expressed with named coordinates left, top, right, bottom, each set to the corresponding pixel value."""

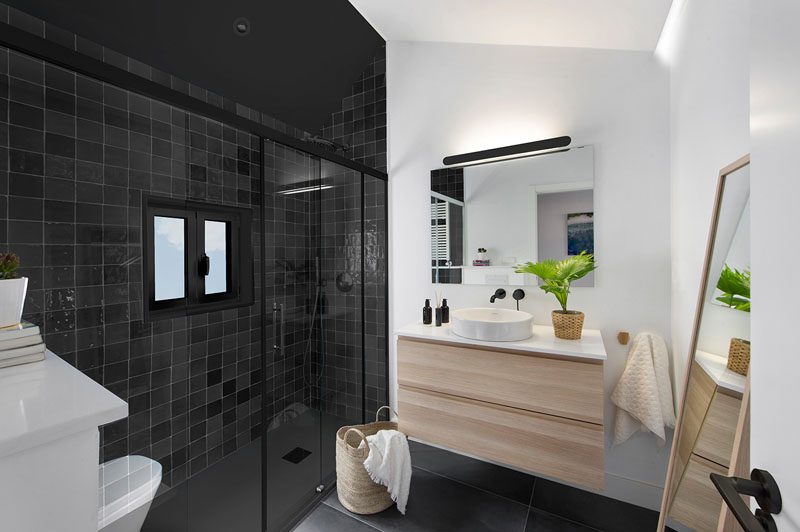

left=199, top=254, right=210, bottom=276
left=710, top=469, right=782, bottom=532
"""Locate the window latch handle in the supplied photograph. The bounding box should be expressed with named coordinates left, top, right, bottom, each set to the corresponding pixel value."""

left=199, top=254, right=210, bottom=276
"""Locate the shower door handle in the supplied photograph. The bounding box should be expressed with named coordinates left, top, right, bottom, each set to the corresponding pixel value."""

left=273, top=303, right=283, bottom=354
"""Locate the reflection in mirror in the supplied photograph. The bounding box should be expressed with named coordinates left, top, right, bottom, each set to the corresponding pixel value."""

left=660, top=158, right=750, bottom=532
left=430, top=146, right=594, bottom=286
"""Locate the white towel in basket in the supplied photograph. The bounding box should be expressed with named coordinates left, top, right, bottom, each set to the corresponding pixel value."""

left=360, top=429, right=412, bottom=514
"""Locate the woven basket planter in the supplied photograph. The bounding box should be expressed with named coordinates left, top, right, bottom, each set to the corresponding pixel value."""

left=726, top=338, right=750, bottom=376
left=552, top=310, right=585, bottom=340
left=336, top=406, right=398, bottom=515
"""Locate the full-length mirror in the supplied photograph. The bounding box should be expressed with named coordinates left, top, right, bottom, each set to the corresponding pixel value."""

left=430, top=146, right=595, bottom=285
left=659, top=157, right=751, bottom=532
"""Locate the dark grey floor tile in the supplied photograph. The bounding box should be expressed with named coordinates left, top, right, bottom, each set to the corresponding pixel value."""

left=295, top=504, right=381, bottom=532
left=142, top=482, right=188, bottom=532
left=525, top=510, right=599, bottom=532
left=325, top=468, right=529, bottom=532
left=409, top=440, right=536, bottom=504
left=187, top=439, right=261, bottom=532
left=531, top=478, right=659, bottom=532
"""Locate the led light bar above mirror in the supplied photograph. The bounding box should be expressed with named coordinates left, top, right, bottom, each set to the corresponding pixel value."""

left=442, top=136, right=572, bottom=166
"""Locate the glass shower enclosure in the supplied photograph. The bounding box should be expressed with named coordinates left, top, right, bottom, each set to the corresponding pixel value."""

left=262, top=142, right=387, bottom=531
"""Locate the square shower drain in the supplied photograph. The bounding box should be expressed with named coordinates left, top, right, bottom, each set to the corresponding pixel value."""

left=282, top=447, right=312, bottom=464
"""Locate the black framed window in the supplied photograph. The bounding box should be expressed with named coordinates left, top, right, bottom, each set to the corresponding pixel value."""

left=143, top=196, right=253, bottom=321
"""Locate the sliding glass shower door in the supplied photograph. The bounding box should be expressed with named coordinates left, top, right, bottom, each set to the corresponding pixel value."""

left=263, top=143, right=366, bottom=531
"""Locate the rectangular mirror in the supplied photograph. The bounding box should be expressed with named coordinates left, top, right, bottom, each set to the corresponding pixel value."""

left=430, top=145, right=594, bottom=286
left=659, top=156, right=750, bottom=532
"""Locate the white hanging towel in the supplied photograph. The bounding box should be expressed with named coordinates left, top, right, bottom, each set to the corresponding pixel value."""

left=611, top=332, right=676, bottom=445
left=361, top=429, right=412, bottom=514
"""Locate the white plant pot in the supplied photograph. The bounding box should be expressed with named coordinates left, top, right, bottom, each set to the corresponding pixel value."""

left=0, top=277, right=28, bottom=328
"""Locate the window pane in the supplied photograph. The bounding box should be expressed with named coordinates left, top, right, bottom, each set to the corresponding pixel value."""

left=205, top=220, right=228, bottom=294
left=154, top=216, right=185, bottom=301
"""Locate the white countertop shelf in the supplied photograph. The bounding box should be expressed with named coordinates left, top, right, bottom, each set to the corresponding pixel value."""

left=695, top=350, right=747, bottom=395
left=0, top=351, right=128, bottom=458
left=397, top=322, right=607, bottom=361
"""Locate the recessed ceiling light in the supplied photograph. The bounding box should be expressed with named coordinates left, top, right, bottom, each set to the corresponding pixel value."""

left=233, top=17, right=251, bottom=37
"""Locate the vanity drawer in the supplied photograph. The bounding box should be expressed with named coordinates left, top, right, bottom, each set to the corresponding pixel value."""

left=694, top=390, right=741, bottom=468
left=670, top=454, right=727, bottom=532
left=397, top=338, right=603, bottom=424
left=398, top=386, right=604, bottom=490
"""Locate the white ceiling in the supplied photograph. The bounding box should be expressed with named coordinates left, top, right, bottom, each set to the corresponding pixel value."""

left=349, top=0, right=673, bottom=51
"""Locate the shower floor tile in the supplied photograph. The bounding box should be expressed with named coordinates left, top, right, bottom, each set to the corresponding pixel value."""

left=294, top=504, right=380, bottom=532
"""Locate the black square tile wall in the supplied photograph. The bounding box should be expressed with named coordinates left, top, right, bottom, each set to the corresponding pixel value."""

left=431, top=167, right=464, bottom=202
left=2, top=0, right=389, bottom=465
left=261, top=140, right=319, bottom=426
left=301, top=168, right=388, bottom=422
left=322, top=50, right=387, bottom=173
left=309, top=165, right=364, bottom=421
left=363, top=176, right=387, bottom=417
left=319, top=49, right=389, bottom=417
left=0, top=45, right=263, bottom=491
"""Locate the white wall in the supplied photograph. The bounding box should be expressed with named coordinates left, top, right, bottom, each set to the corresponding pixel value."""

left=387, top=41, right=671, bottom=509
left=751, top=0, right=800, bottom=527
left=659, top=0, right=749, bottom=396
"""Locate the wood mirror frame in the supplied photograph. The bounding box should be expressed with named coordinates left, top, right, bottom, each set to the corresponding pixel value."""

left=657, top=154, right=751, bottom=531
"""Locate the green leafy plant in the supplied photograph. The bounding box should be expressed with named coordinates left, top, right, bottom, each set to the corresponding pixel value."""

left=0, top=253, right=20, bottom=280
left=716, top=264, right=750, bottom=312
left=515, top=252, right=597, bottom=312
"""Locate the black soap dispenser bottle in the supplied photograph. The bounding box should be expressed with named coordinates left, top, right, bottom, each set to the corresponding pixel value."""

left=423, top=299, right=432, bottom=325
left=441, top=299, right=450, bottom=324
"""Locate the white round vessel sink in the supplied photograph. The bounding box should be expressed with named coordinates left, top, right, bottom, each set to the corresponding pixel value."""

left=450, top=308, right=533, bottom=342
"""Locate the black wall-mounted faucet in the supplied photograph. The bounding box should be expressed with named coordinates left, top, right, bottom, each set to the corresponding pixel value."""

left=512, top=289, right=525, bottom=310
left=489, top=288, right=506, bottom=303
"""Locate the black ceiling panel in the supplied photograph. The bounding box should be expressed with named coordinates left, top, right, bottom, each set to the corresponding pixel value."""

left=6, top=0, right=384, bottom=133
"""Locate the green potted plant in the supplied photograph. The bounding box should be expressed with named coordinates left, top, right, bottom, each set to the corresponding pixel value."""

left=0, top=253, right=27, bottom=328
left=716, top=264, right=751, bottom=375
left=515, top=252, right=597, bottom=339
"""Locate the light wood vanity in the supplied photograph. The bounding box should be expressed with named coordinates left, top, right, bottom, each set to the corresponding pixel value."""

left=667, top=351, right=746, bottom=532
left=396, top=323, right=606, bottom=490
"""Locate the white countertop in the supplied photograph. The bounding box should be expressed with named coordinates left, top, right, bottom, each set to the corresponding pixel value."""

left=397, top=322, right=607, bottom=361
left=0, top=351, right=128, bottom=458
left=695, top=350, right=746, bottom=395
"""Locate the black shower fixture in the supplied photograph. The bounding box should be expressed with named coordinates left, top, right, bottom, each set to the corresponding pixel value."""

left=303, top=133, right=351, bottom=153
left=233, top=17, right=250, bottom=36
left=443, top=135, right=572, bottom=166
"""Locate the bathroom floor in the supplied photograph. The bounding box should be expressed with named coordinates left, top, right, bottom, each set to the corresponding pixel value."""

left=293, top=441, right=663, bottom=532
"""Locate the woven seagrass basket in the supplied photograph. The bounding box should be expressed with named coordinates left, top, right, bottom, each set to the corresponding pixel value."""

left=726, top=338, right=750, bottom=376
left=335, top=406, right=398, bottom=514
left=552, top=310, right=585, bottom=340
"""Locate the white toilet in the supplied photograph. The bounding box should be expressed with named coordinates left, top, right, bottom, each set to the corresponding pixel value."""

left=98, top=455, right=162, bottom=532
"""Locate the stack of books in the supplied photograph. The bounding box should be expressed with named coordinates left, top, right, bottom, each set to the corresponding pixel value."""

left=0, top=321, right=46, bottom=369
